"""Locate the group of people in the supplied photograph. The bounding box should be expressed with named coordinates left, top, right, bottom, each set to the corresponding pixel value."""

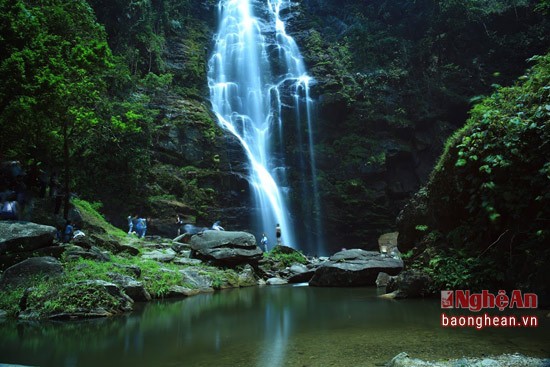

left=127, top=214, right=148, bottom=238
left=1, top=161, right=29, bottom=220
left=175, top=215, right=225, bottom=236
left=260, top=223, right=282, bottom=252
left=128, top=212, right=283, bottom=251
left=0, top=160, right=69, bottom=221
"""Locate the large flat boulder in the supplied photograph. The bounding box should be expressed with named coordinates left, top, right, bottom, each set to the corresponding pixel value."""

left=0, top=221, right=56, bottom=256
left=0, top=256, right=63, bottom=290
left=189, top=230, right=262, bottom=266
left=309, top=249, right=403, bottom=287
left=108, top=273, right=151, bottom=302
left=288, top=263, right=315, bottom=284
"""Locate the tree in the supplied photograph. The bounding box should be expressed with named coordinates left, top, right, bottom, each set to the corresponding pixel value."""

left=0, top=0, right=121, bottom=217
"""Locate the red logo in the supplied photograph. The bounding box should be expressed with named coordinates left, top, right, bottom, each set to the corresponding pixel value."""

left=440, top=290, right=538, bottom=311
left=441, top=291, right=454, bottom=308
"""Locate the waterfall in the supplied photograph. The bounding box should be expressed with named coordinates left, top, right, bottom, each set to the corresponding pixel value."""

left=208, top=0, right=323, bottom=254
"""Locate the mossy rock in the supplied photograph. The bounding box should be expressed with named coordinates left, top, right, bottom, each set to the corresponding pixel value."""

left=19, top=279, right=133, bottom=319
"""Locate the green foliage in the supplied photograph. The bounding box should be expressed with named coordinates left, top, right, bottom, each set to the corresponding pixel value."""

left=535, top=0, right=550, bottom=14
left=264, top=246, right=307, bottom=267
left=304, top=30, right=356, bottom=106
left=415, top=225, right=429, bottom=232
left=26, top=280, right=124, bottom=315
left=71, top=198, right=127, bottom=238
left=0, top=0, right=113, bottom=162
left=63, top=255, right=192, bottom=298
left=408, top=52, right=550, bottom=291
left=418, top=247, right=504, bottom=291
left=439, top=0, right=531, bottom=18
left=0, top=287, right=25, bottom=317
left=301, top=0, right=548, bottom=247
left=203, top=268, right=239, bottom=290
left=440, top=53, right=550, bottom=224
left=0, top=0, right=154, bottom=220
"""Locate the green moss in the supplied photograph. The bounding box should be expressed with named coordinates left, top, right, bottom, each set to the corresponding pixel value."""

left=72, top=198, right=126, bottom=238
left=139, top=260, right=193, bottom=297
left=264, top=246, right=307, bottom=267
left=63, top=255, right=195, bottom=298
left=0, top=287, right=25, bottom=317
left=26, top=281, right=124, bottom=315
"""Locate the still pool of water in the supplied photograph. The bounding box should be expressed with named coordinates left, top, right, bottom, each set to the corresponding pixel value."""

left=0, top=285, right=548, bottom=367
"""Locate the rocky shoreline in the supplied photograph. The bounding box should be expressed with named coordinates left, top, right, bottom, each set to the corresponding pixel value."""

left=387, top=352, right=550, bottom=367
left=0, top=218, right=406, bottom=320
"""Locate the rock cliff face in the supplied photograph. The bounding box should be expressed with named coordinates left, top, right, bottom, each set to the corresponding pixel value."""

left=280, top=0, right=549, bottom=250
left=88, top=0, right=255, bottom=236
left=91, top=0, right=548, bottom=253
left=395, top=53, right=550, bottom=302
left=146, top=94, right=253, bottom=236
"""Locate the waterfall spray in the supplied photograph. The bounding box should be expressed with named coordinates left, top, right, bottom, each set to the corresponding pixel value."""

left=208, top=0, right=323, bottom=253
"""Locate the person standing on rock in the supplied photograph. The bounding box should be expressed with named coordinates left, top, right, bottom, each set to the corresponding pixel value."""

left=0, top=194, right=18, bottom=220
left=135, top=217, right=146, bottom=238
left=176, top=214, right=184, bottom=236
left=261, top=233, right=268, bottom=252
left=127, top=214, right=134, bottom=235
left=63, top=220, right=74, bottom=243
left=275, top=223, right=281, bottom=245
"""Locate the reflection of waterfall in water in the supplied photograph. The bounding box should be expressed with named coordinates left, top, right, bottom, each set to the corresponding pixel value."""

left=257, top=303, right=291, bottom=367
left=208, top=0, right=324, bottom=254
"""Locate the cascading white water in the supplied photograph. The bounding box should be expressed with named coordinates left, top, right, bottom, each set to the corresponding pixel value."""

left=208, top=0, right=323, bottom=252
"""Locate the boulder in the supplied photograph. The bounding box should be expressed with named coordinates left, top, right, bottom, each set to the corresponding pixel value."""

left=309, top=249, right=403, bottom=287
left=171, top=242, right=191, bottom=253
left=378, top=232, right=399, bottom=254
left=0, top=256, right=63, bottom=290
left=288, top=263, right=315, bottom=284
left=113, top=264, right=141, bottom=278
left=385, top=270, right=433, bottom=298
left=387, top=352, right=550, bottom=367
left=0, top=245, right=64, bottom=271
left=141, top=249, right=177, bottom=263
left=238, top=264, right=258, bottom=287
left=256, top=260, right=278, bottom=279
left=165, top=285, right=200, bottom=298
left=173, top=257, right=202, bottom=266
left=118, top=244, right=140, bottom=256
left=189, top=230, right=262, bottom=266
left=387, top=353, right=432, bottom=367
left=108, top=273, right=151, bottom=302
left=179, top=268, right=214, bottom=292
left=79, top=234, right=137, bottom=256
left=0, top=222, right=56, bottom=264
left=19, top=279, right=133, bottom=320
left=141, top=241, right=173, bottom=250
left=64, top=246, right=110, bottom=262
left=0, top=221, right=56, bottom=253
left=376, top=272, right=390, bottom=287
left=266, top=277, right=288, bottom=285
left=72, top=234, right=94, bottom=249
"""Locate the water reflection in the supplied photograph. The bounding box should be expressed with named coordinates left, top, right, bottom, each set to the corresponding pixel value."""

left=0, top=286, right=549, bottom=367
left=257, top=290, right=293, bottom=367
